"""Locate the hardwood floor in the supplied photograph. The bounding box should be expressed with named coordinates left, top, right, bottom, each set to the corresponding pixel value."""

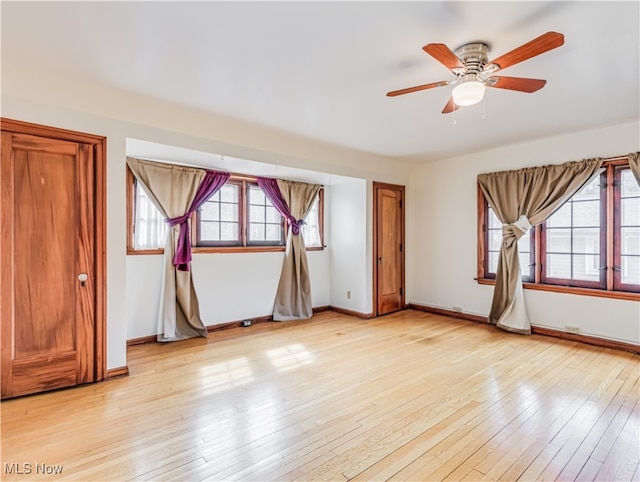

left=1, top=310, right=638, bottom=481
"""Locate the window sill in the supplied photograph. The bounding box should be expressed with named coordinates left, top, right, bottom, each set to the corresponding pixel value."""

left=476, top=277, right=640, bottom=301
left=127, top=246, right=325, bottom=255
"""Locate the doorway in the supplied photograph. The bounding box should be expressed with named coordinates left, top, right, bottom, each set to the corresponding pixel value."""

left=1, top=119, right=106, bottom=398
left=373, top=182, right=405, bottom=316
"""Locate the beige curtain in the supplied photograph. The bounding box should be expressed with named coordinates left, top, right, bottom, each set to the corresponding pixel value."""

left=127, top=158, right=208, bottom=341
left=273, top=180, right=321, bottom=321
left=478, top=158, right=603, bottom=334
left=630, top=152, right=640, bottom=185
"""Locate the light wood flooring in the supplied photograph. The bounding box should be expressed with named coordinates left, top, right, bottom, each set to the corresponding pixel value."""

left=1, top=310, right=639, bottom=481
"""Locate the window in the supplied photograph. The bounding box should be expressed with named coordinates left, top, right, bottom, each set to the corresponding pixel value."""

left=247, top=184, right=285, bottom=246
left=478, top=158, right=639, bottom=298
left=127, top=169, right=324, bottom=253
left=541, top=174, right=605, bottom=289
left=485, top=206, right=533, bottom=281
left=197, top=182, right=242, bottom=246
left=132, top=180, right=167, bottom=250
left=616, top=167, right=640, bottom=291
left=300, top=192, right=323, bottom=248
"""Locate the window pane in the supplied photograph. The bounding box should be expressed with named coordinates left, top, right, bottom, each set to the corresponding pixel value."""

left=518, top=252, right=531, bottom=278
left=200, top=221, right=220, bottom=241
left=250, top=187, right=265, bottom=205
left=220, top=222, right=238, bottom=240
left=621, top=255, right=640, bottom=285
left=572, top=228, right=600, bottom=254
left=134, top=186, right=167, bottom=249
left=622, top=198, right=640, bottom=226
left=250, top=205, right=265, bottom=223
left=220, top=202, right=238, bottom=222
left=489, top=229, right=502, bottom=251
left=200, top=201, right=219, bottom=221
left=488, top=208, right=501, bottom=229
left=546, top=203, right=571, bottom=227
left=546, top=228, right=571, bottom=253
left=546, top=254, right=571, bottom=279
left=621, top=227, right=640, bottom=255
left=219, top=185, right=238, bottom=203
left=573, top=201, right=599, bottom=227
left=518, top=231, right=531, bottom=252
left=266, top=206, right=281, bottom=223
left=302, top=225, right=320, bottom=247
left=301, top=196, right=321, bottom=247
left=250, top=223, right=265, bottom=241
left=572, top=176, right=600, bottom=200
left=572, top=254, right=600, bottom=282
left=265, top=224, right=282, bottom=241
left=488, top=251, right=499, bottom=274
left=622, top=169, right=640, bottom=196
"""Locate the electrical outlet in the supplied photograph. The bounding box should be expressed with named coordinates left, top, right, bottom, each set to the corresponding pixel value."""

left=565, top=325, right=579, bottom=334
left=452, top=306, right=462, bottom=312
left=346, top=290, right=351, bottom=299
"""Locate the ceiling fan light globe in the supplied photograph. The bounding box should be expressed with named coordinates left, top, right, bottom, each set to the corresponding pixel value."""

left=452, top=81, right=486, bottom=106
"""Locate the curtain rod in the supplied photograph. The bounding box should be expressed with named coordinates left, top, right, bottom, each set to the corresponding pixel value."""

left=602, top=154, right=632, bottom=163
left=128, top=157, right=324, bottom=187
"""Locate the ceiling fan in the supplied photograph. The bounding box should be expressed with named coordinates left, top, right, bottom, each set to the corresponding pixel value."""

left=386, top=31, right=564, bottom=114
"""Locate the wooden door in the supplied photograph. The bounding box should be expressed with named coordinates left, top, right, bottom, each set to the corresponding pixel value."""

left=1, top=120, right=106, bottom=399
left=374, top=182, right=405, bottom=316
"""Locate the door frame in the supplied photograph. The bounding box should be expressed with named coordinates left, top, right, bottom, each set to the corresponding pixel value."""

left=1, top=118, right=107, bottom=382
left=372, top=181, right=406, bottom=316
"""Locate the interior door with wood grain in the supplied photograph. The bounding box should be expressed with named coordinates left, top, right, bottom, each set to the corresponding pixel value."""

left=1, top=130, right=98, bottom=399
left=374, top=182, right=405, bottom=316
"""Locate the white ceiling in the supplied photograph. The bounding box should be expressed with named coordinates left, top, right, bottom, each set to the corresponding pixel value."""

left=2, top=1, right=639, bottom=163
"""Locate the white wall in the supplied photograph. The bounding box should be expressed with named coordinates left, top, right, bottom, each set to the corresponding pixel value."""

left=406, top=121, right=640, bottom=345
left=329, top=179, right=370, bottom=314
left=126, top=250, right=331, bottom=340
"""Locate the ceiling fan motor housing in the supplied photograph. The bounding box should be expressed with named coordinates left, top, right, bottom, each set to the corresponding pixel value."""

left=453, top=42, right=490, bottom=77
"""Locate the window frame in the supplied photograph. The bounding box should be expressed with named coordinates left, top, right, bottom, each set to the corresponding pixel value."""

left=127, top=168, right=325, bottom=254
left=482, top=202, right=535, bottom=282
left=614, top=165, right=640, bottom=293
left=244, top=182, right=287, bottom=247
left=539, top=171, right=607, bottom=290
left=195, top=179, right=245, bottom=248
left=477, top=157, right=640, bottom=301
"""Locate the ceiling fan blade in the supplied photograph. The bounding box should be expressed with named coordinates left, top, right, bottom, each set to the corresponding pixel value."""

left=486, top=76, right=547, bottom=93
left=423, top=43, right=464, bottom=70
left=486, top=31, right=564, bottom=72
left=386, top=81, right=449, bottom=97
left=442, top=97, right=460, bottom=114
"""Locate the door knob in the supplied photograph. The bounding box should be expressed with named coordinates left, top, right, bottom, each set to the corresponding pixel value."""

left=78, top=273, right=88, bottom=287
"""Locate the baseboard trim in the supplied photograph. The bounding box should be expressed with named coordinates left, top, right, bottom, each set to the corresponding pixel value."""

left=408, top=302, right=639, bottom=354
left=127, top=335, right=157, bottom=346
left=532, top=326, right=640, bottom=354
left=329, top=306, right=375, bottom=319
left=125, top=303, right=639, bottom=355
left=206, top=315, right=273, bottom=334
left=106, top=366, right=129, bottom=379
left=408, top=303, right=488, bottom=324
left=127, top=306, right=334, bottom=346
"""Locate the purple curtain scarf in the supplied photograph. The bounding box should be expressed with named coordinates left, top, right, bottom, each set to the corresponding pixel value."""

left=166, top=170, right=230, bottom=271
left=257, top=177, right=304, bottom=234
